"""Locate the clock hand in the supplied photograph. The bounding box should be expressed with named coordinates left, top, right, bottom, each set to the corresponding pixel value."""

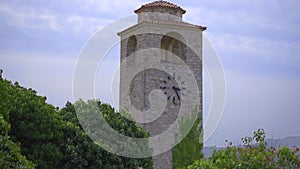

left=172, top=86, right=181, bottom=91
left=173, top=96, right=176, bottom=105
left=172, top=86, right=181, bottom=100
left=174, top=90, right=180, bottom=100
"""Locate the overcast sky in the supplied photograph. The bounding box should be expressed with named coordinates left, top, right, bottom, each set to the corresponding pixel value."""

left=0, top=0, right=299, bottom=147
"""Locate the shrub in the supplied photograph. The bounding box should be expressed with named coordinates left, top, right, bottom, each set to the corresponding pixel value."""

left=188, top=129, right=300, bottom=169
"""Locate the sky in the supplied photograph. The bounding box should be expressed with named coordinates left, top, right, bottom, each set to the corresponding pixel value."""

left=0, top=0, right=300, bottom=147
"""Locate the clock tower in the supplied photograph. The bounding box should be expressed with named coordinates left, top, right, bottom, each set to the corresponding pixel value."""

left=118, top=1, right=206, bottom=168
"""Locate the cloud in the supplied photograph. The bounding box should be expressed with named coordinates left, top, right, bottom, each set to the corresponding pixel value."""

left=206, top=32, right=300, bottom=58
left=67, top=0, right=144, bottom=13
left=67, top=15, right=113, bottom=35
left=183, top=1, right=300, bottom=77
left=184, top=2, right=300, bottom=37
left=202, top=31, right=300, bottom=77
left=0, top=2, right=60, bottom=31
left=0, top=1, right=138, bottom=36
left=213, top=34, right=300, bottom=73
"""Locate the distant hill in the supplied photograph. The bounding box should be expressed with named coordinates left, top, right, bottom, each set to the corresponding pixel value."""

left=202, top=146, right=223, bottom=158
left=203, top=136, right=300, bottom=158
left=265, top=136, right=300, bottom=148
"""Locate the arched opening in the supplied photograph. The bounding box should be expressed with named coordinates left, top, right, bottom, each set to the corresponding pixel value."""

left=161, top=32, right=186, bottom=62
left=127, top=35, right=137, bottom=57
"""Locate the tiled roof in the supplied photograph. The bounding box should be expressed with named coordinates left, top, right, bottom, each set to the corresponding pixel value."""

left=135, top=1, right=186, bottom=14
left=144, top=21, right=207, bottom=31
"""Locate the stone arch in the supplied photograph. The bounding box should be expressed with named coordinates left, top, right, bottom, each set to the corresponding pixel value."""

left=127, top=35, right=137, bottom=57
left=161, top=32, right=186, bottom=62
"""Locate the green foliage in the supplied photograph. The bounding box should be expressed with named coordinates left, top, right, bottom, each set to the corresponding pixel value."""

left=0, top=79, right=65, bottom=168
left=0, top=77, right=152, bottom=169
left=60, top=100, right=153, bottom=169
left=0, top=114, right=35, bottom=169
left=173, top=115, right=203, bottom=169
left=188, top=129, right=300, bottom=169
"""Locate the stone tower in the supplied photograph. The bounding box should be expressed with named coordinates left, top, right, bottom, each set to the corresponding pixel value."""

left=118, top=1, right=206, bottom=168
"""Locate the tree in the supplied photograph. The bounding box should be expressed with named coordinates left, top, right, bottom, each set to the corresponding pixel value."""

left=0, top=114, right=35, bottom=169
left=0, top=77, right=152, bottom=168
left=60, top=100, right=153, bottom=169
left=0, top=78, right=65, bottom=168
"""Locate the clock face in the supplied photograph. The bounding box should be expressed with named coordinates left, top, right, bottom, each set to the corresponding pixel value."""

left=160, top=72, right=186, bottom=105
left=128, top=69, right=188, bottom=111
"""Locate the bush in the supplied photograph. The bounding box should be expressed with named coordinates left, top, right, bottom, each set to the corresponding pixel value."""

left=188, top=129, right=300, bottom=169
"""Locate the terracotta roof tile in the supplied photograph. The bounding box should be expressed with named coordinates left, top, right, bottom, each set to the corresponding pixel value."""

left=135, top=1, right=186, bottom=14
